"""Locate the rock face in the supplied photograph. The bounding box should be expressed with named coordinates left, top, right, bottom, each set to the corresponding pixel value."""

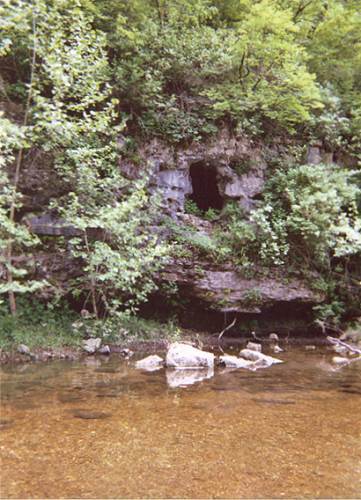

left=24, top=128, right=324, bottom=324
left=27, top=214, right=81, bottom=237
left=166, top=343, right=214, bottom=369
left=162, top=259, right=323, bottom=314
left=118, top=131, right=323, bottom=319
left=120, top=128, right=268, bottom=214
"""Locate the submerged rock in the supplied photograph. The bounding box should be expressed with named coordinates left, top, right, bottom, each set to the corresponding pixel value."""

left=239, top=348, right=283, bottom=366
left=166, top=342, right=214, bottom=369
left=305, top=345, right=316, bottom=351
left=272, top=344, right=284, bottom=354
left=72, top=409, right=112, bottom=420
left=136, top=355, right=164, bottom=371
left=120, top=348, right=134, bottom=358
left=332, top=356, right=350, bottom=366
left=82, top=338, right=102, bottom=354
left=246, top=341, right=262, bottom=352
left=253, top=398, right=296, bottom=405
left=0, top=419, right=14, bottom=430
left=166, top=367, right=214, bottom=388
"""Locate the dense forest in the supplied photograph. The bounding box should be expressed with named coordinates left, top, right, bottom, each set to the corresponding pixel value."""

left=1, top=0, right=360, bottom=342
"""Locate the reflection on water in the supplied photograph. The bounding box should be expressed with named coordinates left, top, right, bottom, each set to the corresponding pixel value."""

left=1, top=347, right=361, bottom=498
left=166, top=367, right=214, bottom=388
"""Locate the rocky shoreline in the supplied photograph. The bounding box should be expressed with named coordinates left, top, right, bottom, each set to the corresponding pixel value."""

left=0, top=333, right=335, bottom=366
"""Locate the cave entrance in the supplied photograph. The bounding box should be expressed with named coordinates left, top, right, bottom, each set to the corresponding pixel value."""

left=189, top=162, right=223, bottom=212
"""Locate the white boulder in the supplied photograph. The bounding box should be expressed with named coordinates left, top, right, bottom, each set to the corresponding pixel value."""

left=219, top=355, right=254, bottom=369
left=239, top=348, right=283, bottom=366
left=246, top=341, right=262, bottom=352
left=269, top=333, right=279, bottom=342
left=17, top=344, right=31, bottom=355
left=332, top=345, right=348, bottom=355
left=305, top=345, right=316, bottom=351
left=135, top=355, right=164, bottom=371
left=82, top=338, right=102, bottom=354
left=332, top=356, right=350, bottom=366
left=166, top=342, right=214, bottom=369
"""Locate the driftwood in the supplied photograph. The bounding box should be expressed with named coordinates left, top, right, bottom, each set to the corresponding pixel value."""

left=326, top=336, right=361, bottom=355
left=315, top=319, right=345, bottom=335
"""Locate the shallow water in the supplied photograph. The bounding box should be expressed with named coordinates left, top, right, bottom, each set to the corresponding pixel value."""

left=1, top=347, right=361, bottom=498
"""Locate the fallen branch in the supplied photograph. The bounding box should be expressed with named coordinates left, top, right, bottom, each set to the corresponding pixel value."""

left=327, top=336, right=361, bottom=355
left=218, top=317, right=237, bottom=353
left=314, top=319, right=345, bottom=335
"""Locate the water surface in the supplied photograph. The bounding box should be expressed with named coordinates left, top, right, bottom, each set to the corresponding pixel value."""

left=1, top=347, right=361, bottom=498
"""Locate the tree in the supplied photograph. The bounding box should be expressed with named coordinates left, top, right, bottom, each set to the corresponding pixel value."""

left=203, top=0, right=322, bottom=132
left=1, top=0, right=169, bottom=317
left=0, top=1, right=45, bottom=314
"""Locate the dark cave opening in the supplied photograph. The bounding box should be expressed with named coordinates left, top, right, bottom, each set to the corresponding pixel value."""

left=189, top=162, right=224, bottom=212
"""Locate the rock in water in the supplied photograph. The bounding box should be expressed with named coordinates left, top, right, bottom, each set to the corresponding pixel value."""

left=332, top=345, right=348, bottom=355
left=135, top=355, right=164, bottom=371
left=219, top=355, right=254, bottom=369
left=246, top=341, right=262, bottom=352
left=166, top=342, right=214, bottom=369
left=72, top=409, right=111, bottom=420
left=272, top=344, right=284, bottom=354
left=305, top=345, right=316, bottom=351
left=332, top=356, right=350, bottom=366
left=82, top=338, right=102, bottom=354
left=239, top=348, right=283, bottom=366
left=17, top=344, right=30, bottom=355
left=269, top=333, right=279, bottom=342
left=120, top=348, right=134, bottom=358
left=98, top=345, right=111, bottom=355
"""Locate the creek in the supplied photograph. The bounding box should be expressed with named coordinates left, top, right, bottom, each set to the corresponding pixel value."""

left=1, top=346, right=361, bottom=498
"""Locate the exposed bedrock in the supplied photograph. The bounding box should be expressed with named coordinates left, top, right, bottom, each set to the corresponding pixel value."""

left=161, top=258, right=323, bottom=315
left=25, top=130, right=325, bottom=325
left=119, top=128, right=268, bottom=214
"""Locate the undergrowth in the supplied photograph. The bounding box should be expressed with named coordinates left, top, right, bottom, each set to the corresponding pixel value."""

left=0, top=299, right=181, bottom=350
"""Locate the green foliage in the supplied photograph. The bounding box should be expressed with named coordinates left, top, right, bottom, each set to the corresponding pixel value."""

left=71, top=311, right=181, bottom=344
left=69, top=183, right=170, bottom=315
left=184, top=199, right=220, bottom=221
left=242, top=288, right=263, bottom=308
left=214, top=202, right=255, bottom=269
left=184, top=199, right=202, bottom=217
left=203, top=208, right=220, bottom=222
left=1, top=0, right=360, bottom=331
left=0, top=115, right=46, bottom=301
left=202, top=0, right=323, bottom=132
left=263, top=164, right=361, bottom=266
left=166, top=217, right=229, bottom=262
left=0, top=298, right=79, bottom=349
left=33, top=3, right=170, bottom=317
left=1, top=0, right=169, bottom=319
